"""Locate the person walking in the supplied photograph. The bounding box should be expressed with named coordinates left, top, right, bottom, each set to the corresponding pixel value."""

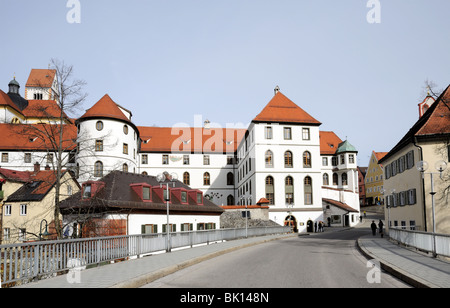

left=378, top=220, right=384, bottom=238
left=371, top=221, right=377, bottom=236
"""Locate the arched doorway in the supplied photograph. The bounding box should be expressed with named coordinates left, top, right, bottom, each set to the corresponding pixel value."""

left=306, top=220, right=314, bottom=233
left=284, top=215, right=298, bottom=232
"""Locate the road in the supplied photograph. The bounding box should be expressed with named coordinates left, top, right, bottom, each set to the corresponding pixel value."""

left=142, top=213, right=410, bottom=288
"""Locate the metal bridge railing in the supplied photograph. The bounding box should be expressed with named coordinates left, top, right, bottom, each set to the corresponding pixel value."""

left=0, top=226, right=291, bottom=287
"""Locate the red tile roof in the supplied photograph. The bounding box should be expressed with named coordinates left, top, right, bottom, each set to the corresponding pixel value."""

left=0, top=123, right=77, bottom=151
left=138, top=126, right=246, bottom=153
left=22, top=100, right=70, bottom=120
left=319, top=131, right=342, bottom=155
left=79, top=94, right=131, bottom=123
left=416, top=86, right=450, bottom=136
left=323, top=198, right=359, bottom=213
left=0, top=89, right=23, bottom=115
left=253, top=91, right=321, bottom=125
left=26, top=69, right=56, bottom=88
left=373, top=152, right=388, bottom=161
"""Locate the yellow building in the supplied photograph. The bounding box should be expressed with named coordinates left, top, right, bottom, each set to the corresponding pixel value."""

left=365, top=151, right=388, bottom=205
left=1, top=165, right=80, bottom=244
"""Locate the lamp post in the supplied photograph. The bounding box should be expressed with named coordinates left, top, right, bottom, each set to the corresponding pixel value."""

left=417, top=160, right=447, bottom=257
left=157, top=171, right=178, bottom=253
left=39, top=219, right=50, bottom=241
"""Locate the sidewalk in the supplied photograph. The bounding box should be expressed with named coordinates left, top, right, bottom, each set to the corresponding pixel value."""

left=15, top=233, right=296, bottom=288
left=357, top=234, right=450, bottom=288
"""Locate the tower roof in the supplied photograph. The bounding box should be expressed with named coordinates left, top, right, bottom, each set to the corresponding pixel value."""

left=336, top=140, right=357, bottom=154
left=26, top=69, right=56, bottom=88
left=252, top=91, right=321, bottom=126
left=79, top=94, right=131, bottom=123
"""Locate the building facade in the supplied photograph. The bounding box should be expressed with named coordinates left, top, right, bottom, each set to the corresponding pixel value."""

left=1, top=69, right=361, bottom=234
left=365, top=151, right=388, bottom=206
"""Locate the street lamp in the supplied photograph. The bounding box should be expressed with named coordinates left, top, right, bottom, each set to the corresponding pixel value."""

left=156, top=171, right=178, bottom=252
left=39, top=219, right=50, bottom=241
left=417, top=160, right=447, bottom=256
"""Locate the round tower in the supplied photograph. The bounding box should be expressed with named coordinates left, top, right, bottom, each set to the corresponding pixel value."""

left=75, top=94, right=140, bottom=182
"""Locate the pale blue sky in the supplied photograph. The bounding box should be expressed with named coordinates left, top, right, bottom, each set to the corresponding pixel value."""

left=1, top=0, right=449, bottom=165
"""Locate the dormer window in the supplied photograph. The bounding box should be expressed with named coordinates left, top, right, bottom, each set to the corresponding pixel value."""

left=83, top=184, right=92, bottom=199
left=130, top=183, right=152, bottom=202
left=181, top=191, right=187, bottom=203
left=143, top=186, right=150, bottom=200
left=197, top=192, right=202, bottom=204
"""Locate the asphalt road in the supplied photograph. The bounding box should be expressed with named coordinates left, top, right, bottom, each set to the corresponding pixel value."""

left=142, top=220, right=410, bottom=288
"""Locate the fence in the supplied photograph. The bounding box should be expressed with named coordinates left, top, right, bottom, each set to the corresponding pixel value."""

left=389, top=227, right=450, bottom=258
left=0, top=226, right=290, bottom=287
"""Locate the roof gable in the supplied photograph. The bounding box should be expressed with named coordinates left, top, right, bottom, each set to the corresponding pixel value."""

left=26, top=69, right=56, bottom=88
left=253, top=91, right=321, bottom=125
left=319, top=131, right=342, bottom=155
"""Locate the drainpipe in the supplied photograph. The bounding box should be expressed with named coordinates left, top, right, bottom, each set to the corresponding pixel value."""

left=413, top=137, right=427, bottom=232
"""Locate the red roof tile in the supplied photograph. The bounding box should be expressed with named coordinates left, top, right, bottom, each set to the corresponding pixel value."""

left=0, top=89, right=23, bottom=115
left=79, top=94, right=130, bottom=123
left=319, top=131, right=342, bottom=155
left=138, top=126, right=246, bottom=153
left=416, top=86, right=450, bottom=136
left=253, top=91, right=321, bottom=125
left=26, top=69, right=56, bottom=88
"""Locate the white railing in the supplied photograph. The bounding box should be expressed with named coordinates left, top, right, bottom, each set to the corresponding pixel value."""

left=0, top=226, right=290, bottom=287
left=389, top=227, right=450, bottom=257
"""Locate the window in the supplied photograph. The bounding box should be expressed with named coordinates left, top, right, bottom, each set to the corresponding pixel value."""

left=24, top=153, right=31, bottom=163
left=20, top=204, right=27, bottom=216
left=181, top=191, right=188, bottom=203
left=19, top=228, right=26, bottom=241
left=197, top=192, right=203, bottom=204
left=322, top=157, right=328, bottom=166
left=47, top=153, right=53, bottom=165
left=331, top=157, right=338, bottom=166
left=340, top=155, right=345, bottom=165
left=302, top=128, right=310, bottom=140
left=349, top=154, right=355, bottom=164
left=203, top=155, right=210, bottom=165
left=227, top=195, right=235, bottom=205
left=1, top=153, right=8, bottom=163
left=67, top=185, right=73, bottom=196
left=141, top=224, right=157, bottom=234
left=143, top=186, right=150, bottom=200
left=93, top=160, right=103, bottom=177
left=304, top=176, right=313, bottom=205
left=284, top=127, right=292, bottom=140
left=96, top=121, right=103, bottom=131
left=3, top=228, right=10, bottom=241
left=183, top=155, right=190, bottom=165
left=83, top=184, right=92, bottom=199
left=95, top=140, right=103, bottom=151
left=123, top=163, right=128, bottom=172
left=323, top=173, right=329, bottom=186
left=123, top=143, right=128, bottom=155
left=342, top=173, right=348, bottom=185
left=227, top=172, right=234, bottom=185
left=410, top=220, right=416, bottom=231
left=227, top=156, right=234, bottom=165
left=265, top=150, right=273, bottom=168
left=203, top=172, right=210, bottom=185
left=285, top=176, right=294, bottom=205
left=183, top=172, right=190, bottom=185
left=162, top=155, right=169, bottom=165
left=284, top=151, right=293, bottom=168
left=123, top=125, right=128, bottom=135
left=333, top=173, right=338, bottom=185
left=4, top=204, right=11, bottom=216
left=142, top=154, right=148, bottom=164
left=303, top=151, right=311, bottom=168
left=265, top=176, right=274, bottom=205
left=407, top=189, right=416, bottom=205
left=265, top=126, right=273, bottom=139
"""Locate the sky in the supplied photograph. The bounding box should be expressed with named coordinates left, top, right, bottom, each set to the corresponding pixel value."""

left=1, top=0, right=450, bottom=166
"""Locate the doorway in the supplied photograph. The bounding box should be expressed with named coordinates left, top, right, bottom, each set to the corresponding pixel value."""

left=306, top=220, right=314, bottom=233
left=284, top=215, right=298, bottom=233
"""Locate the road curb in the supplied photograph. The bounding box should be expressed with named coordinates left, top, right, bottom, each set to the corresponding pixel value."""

left=355, top=238, right=439, bottom=288
left=110, top=233, right=296, bottom=288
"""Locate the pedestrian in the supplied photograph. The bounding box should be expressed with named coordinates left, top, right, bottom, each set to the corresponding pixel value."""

left=318, top=221, right=322, bottom=232
left=364, top=211, right=367, bottom=218
left=371, top=221, right=377, bottom=236
left=378, top=220, right=384, bottom=238
left=314, top=221, right=317, bottom=233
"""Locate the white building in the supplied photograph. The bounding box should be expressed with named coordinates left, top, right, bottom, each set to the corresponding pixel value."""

left=1, top=69, right=361, bottom=233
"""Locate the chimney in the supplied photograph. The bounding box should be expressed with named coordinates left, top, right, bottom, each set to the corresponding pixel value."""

left=274, top=85, right=280, bottom=95
left=45, top=165, right=51, bottom=170
left=34, top=162, right=40, bottom=173
left=204, top=119, right=210, bottom=129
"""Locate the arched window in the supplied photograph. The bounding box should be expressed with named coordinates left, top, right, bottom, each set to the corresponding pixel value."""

left=265, top=150, right=273, bottom=167
left=285, top=176, right=294, bottom=205
left=227, top=172, right=234, bottom=185
left=323, top=173, right=329, bottom=186
left=342, top=173, right=348, bottom=185
left=203, top=172, right=210, bottom=185
left=304, top=176, right=313, bottom=205
left=303, top=151, right=311, bottom=168
left=265, top=176, right=274, bottom=205
left=94, top=161, right=103, bottom=177
left=122, top=163, right=128, bottom=172
left=284, top=151, right=293, bottom=168
left=332, top=173, right=338, bottom=185
left=183, top=172, right=190, bottom=185
left=227, top=195, right=235, bottom=205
